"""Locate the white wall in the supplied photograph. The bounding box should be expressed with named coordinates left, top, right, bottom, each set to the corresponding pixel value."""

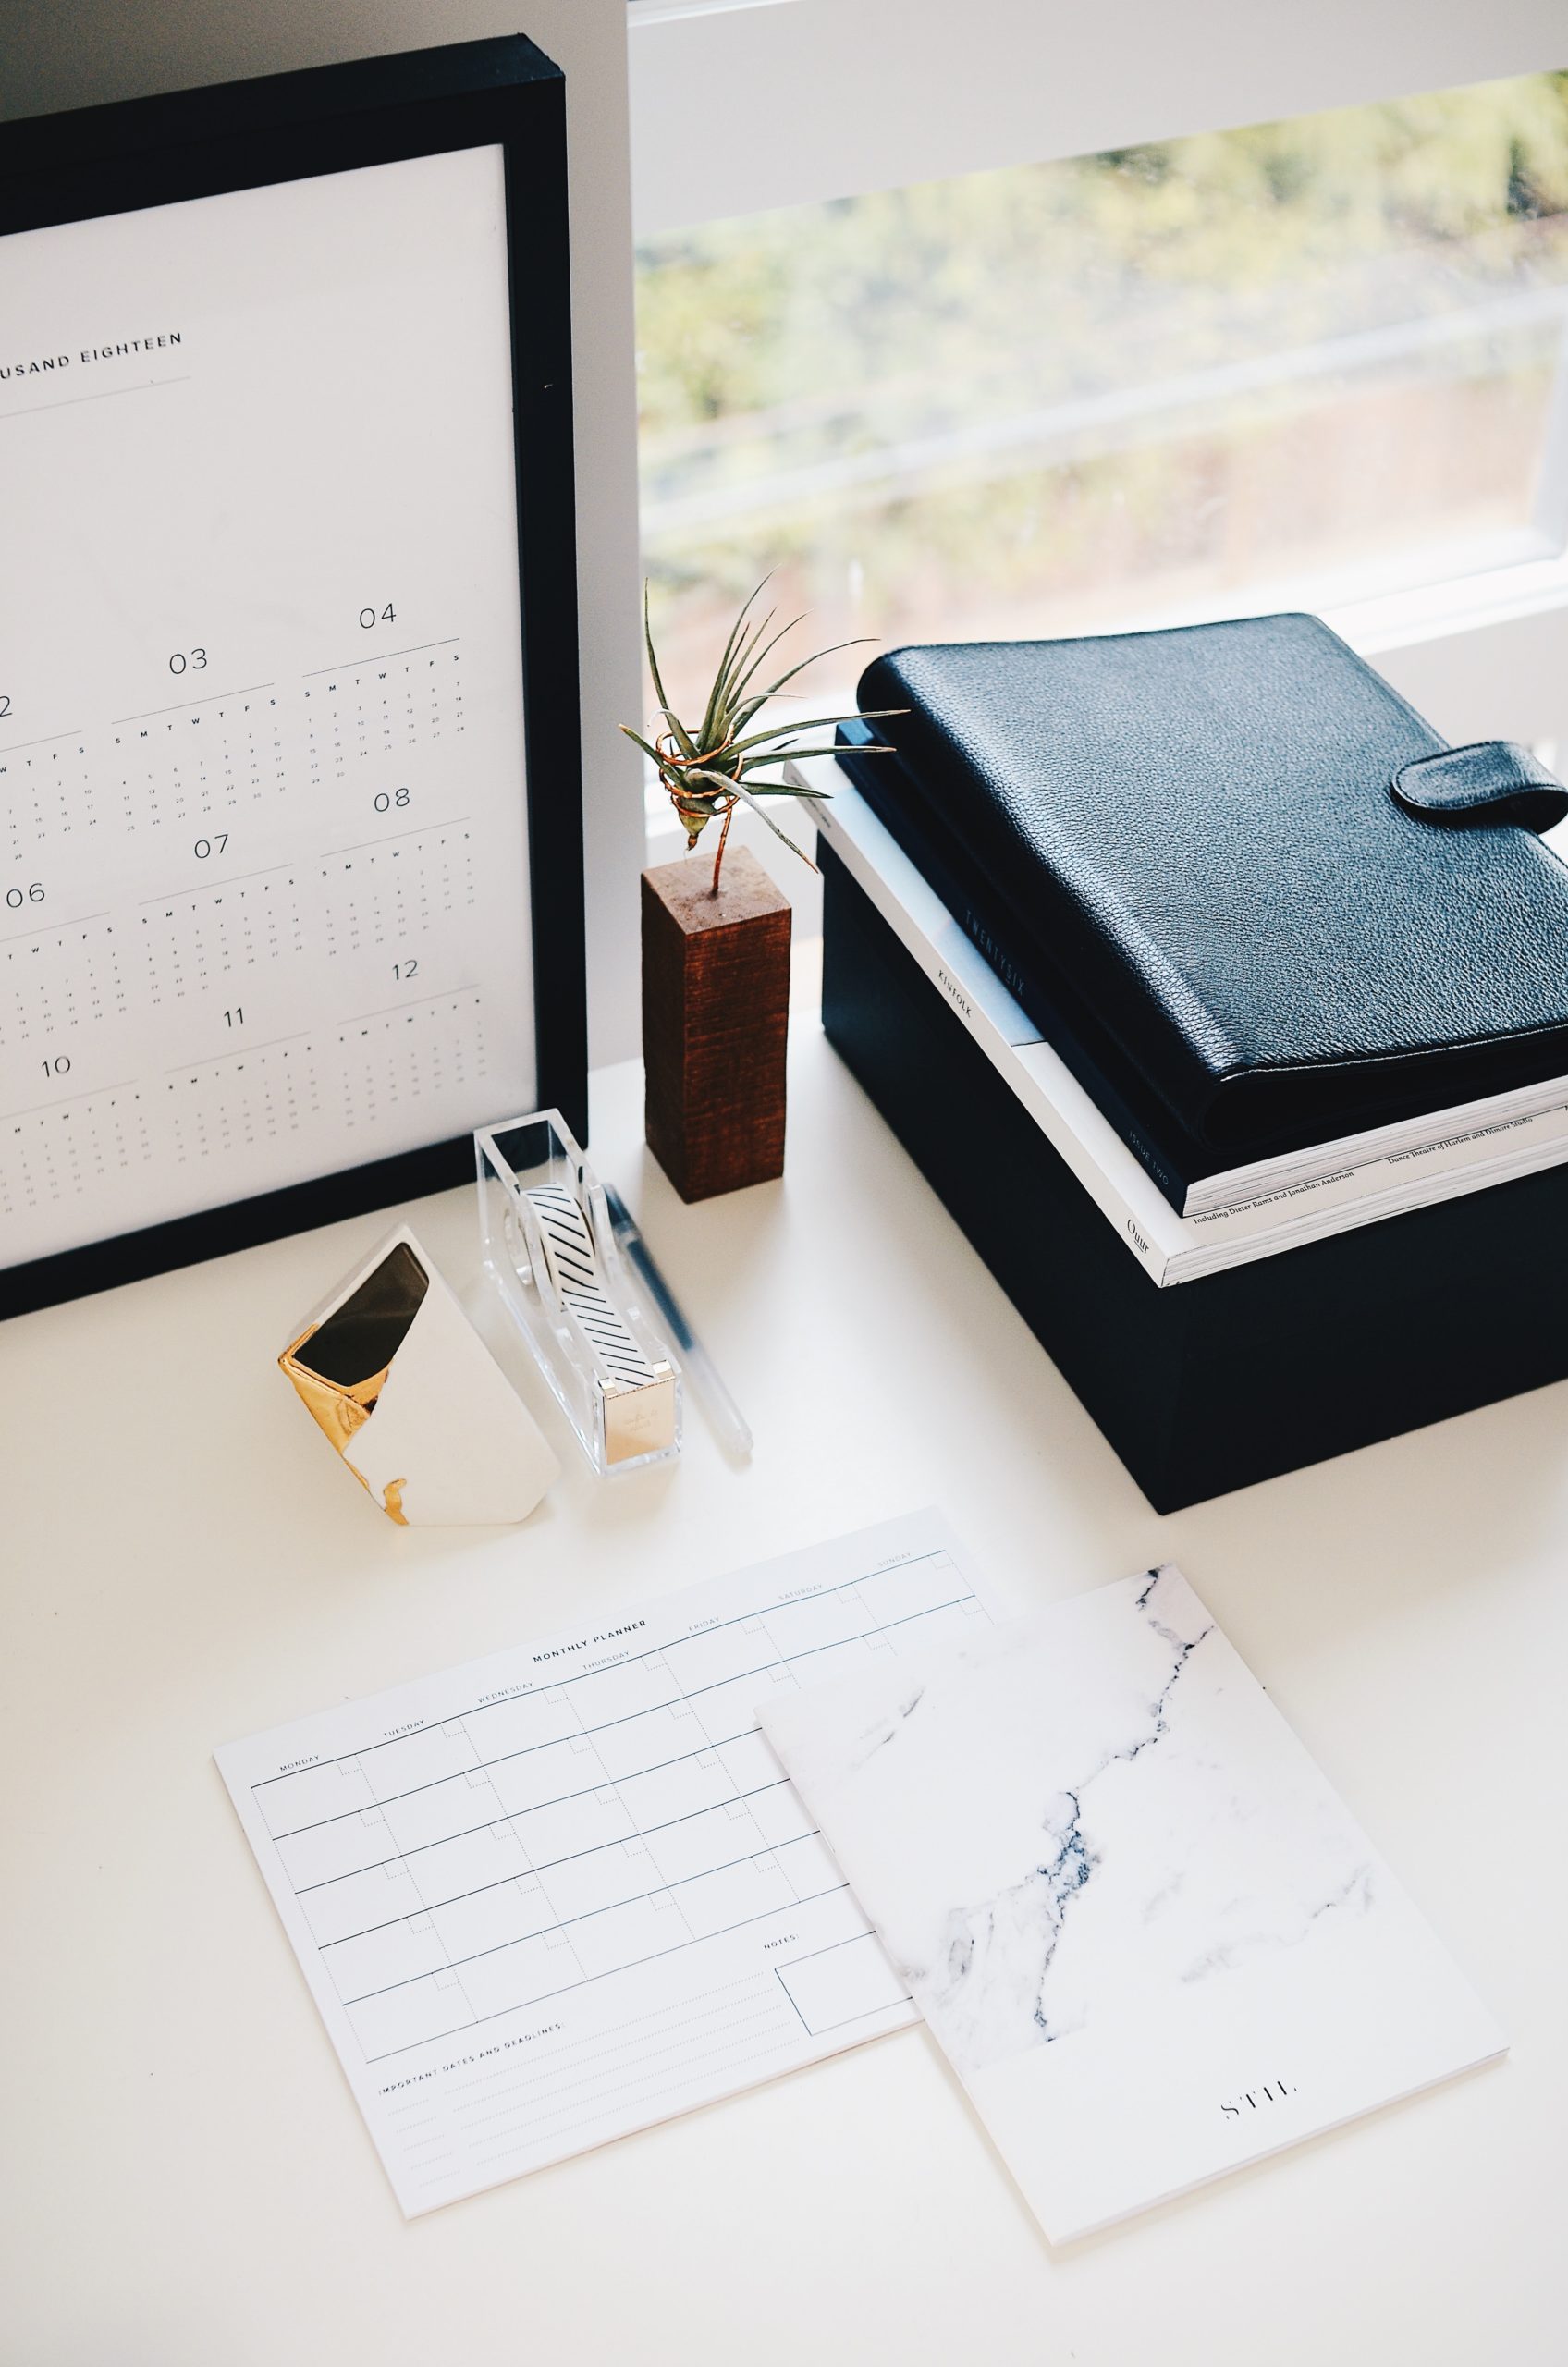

left=2, top=0, right=646, bottom=1063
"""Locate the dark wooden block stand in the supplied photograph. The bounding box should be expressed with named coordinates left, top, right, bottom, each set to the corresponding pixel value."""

left=641, top=845, right=791, bottom=1201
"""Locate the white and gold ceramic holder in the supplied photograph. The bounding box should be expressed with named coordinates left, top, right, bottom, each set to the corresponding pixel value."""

left=280, top=1222, right=560, bottom=1524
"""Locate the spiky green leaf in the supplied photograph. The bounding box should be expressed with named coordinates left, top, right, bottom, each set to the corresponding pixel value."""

left=726, top=611, right=809, bottom=705
left=699, top=578, right=770, bottom=748
left=620, top=724, right=669, bottom=769
left=754, top=635, right=877, bottom=702
left=642, top=583, right=677, bottom=728
left=652, top=705, right=701, bottom=761
left=722, top=710, right=903, bottom=761
left=729, top=778, right=818, bottom=870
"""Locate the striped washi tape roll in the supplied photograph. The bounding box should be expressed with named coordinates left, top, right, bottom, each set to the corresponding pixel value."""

left=526, top=1184, right=659, bottom=1388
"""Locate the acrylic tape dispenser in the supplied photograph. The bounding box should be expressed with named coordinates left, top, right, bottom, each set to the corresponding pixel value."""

left=476, top=1110, right=682, bottom=1476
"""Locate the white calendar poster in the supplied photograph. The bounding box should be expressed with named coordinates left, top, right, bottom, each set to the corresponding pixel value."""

left=0, top=144, right=536, bottom=1269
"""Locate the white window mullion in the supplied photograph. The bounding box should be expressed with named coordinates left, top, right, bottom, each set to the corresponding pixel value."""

left=630, top=0, right=1568, bottom=238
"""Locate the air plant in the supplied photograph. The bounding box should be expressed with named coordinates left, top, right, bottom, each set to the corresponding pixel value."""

left=622, top=580, right=900, bottom=896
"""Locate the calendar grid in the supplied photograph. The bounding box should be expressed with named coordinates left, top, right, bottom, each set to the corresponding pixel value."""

left=303, top=635, right=458, bottom=677
left=3, top=619, right=498, bottom=1265
left=217, top=1515, right=993, bottom=2210
left=112, top=681, right=275, bottom=727
left=249, top=1555, right=951, bottom=1794
left=5, top=1075, right=138, bottom=1123
left=0, top=729, right=86, bottom=757
left=0, top=907, right=108, bottom=948
left=244, top=1551, right=982, bottom=2069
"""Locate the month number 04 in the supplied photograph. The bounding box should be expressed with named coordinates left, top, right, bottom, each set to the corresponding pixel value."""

left=360, top=603, right=396, bottom=629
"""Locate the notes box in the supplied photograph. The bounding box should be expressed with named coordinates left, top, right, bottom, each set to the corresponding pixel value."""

left=820, top=840, right=1568, bottom=1512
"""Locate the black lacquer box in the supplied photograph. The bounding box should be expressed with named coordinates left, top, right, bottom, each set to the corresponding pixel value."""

left=820, top=839, right=1568, bottom=1511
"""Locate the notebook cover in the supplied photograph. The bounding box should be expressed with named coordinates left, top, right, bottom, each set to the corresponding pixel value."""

left=856, top=616, right=1568, bottom=1157
left=835, top=718, right=1213, bottom=1209
left=763, top=1565, right=1505, bottom=2240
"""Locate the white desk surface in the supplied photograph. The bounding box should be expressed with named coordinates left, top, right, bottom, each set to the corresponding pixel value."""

left=3, top=1018, right=1564, bottom=2367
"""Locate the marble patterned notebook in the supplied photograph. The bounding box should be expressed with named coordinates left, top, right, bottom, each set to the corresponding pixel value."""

left=762, top=1564, right=1504, bottom=2242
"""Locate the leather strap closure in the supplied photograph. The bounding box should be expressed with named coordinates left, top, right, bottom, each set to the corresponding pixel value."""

left=1391, top=740, right=1568, bottom=833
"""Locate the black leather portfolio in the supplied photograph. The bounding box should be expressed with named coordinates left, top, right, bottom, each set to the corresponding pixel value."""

left=847, top=615, right=1568, bottom=1188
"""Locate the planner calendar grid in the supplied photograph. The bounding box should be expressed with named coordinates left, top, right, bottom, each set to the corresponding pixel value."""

left=218, top=1520, right=995, bottom=2214
left=1, top=640, right=508, bottom=1257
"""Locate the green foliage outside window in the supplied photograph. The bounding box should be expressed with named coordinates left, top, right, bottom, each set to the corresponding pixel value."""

left=634, top=74, right=1568, bottom=723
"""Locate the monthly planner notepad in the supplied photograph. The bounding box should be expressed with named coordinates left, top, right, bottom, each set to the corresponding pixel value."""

left=0, top=145, right=535, bottom=1268
left=216, top=1513, right=995, bottom=2214
left=763, top=1567, right=1505, bottom=2242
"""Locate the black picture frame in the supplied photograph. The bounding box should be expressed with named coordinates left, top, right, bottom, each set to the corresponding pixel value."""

left=0, top=35, right=588, bottom=1319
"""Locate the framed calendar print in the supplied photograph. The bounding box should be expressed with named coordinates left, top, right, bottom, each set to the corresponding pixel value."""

left=0, top=37, right=587, bottom=1318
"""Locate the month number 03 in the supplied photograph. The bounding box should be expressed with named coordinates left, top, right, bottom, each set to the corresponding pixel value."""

left=168, top=647, right=208, bottom=676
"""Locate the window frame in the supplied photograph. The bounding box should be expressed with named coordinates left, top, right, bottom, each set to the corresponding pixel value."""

left=629, top=0, right=1568, bottom=809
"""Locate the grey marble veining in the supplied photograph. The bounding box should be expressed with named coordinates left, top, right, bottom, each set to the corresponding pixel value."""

left=763, top=1564, right=1503, bottom=2240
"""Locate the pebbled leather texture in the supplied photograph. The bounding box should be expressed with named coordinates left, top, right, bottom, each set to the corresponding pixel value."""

left=1390, top=740, right=1568, bottom=833
left=856, top=615, right=1568, bottom=1152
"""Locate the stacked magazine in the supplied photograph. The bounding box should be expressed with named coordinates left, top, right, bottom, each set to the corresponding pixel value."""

left=794, top=757, right=1568, bottom=1288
